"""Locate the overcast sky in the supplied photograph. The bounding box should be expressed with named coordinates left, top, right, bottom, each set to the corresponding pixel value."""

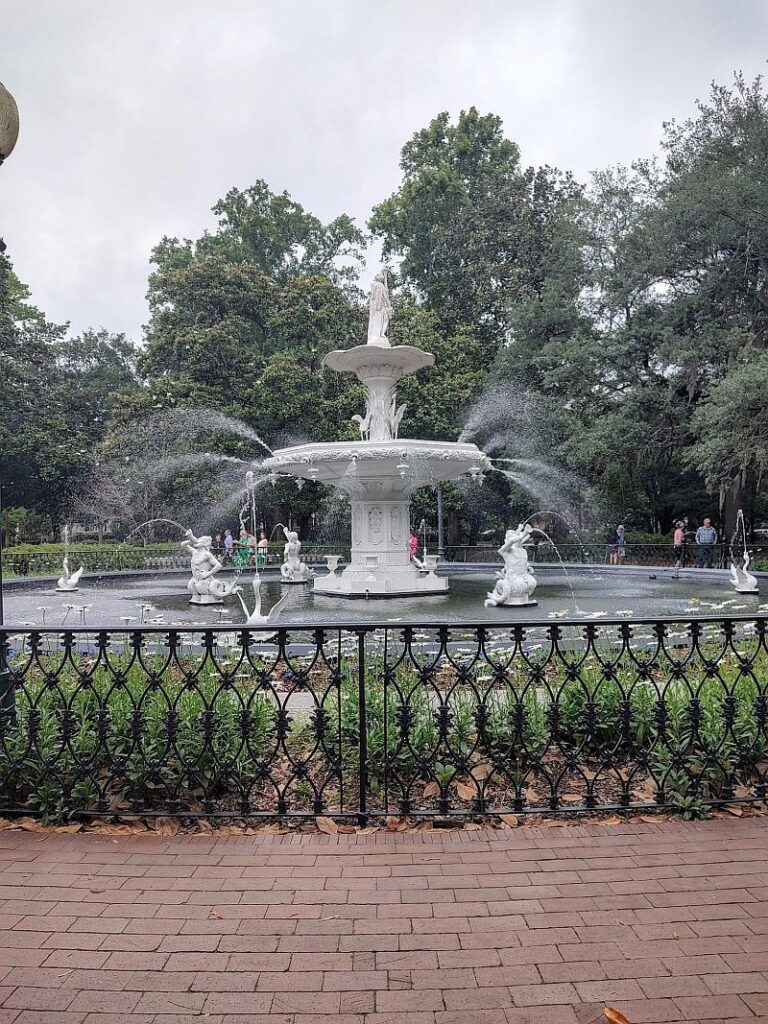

left=2, top=0, right=767, bottom=341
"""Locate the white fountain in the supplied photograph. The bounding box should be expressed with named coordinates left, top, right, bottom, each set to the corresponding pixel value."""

left=263, top=269, right=491, bottom=597
left=279, top=525, right=315, bottom=584
left=181, top=530, right=241, bottom=605
left=56, top=526, right=84, bottom=592
left=484, top=523, right=538, bottom=608
left=731, top=510, right=759, bottom=595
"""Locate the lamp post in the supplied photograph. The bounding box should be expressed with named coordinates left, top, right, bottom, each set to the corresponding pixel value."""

left=436, top=484, right=445, bottom=562
left=0, top=80, right=18, bottom=715
left=0, top=81, right=19, bottom=169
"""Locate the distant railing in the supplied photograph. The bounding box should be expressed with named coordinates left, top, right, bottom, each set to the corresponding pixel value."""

left=445, top=542, right=762, bottom=569
left=1, top=615, right=766, bottom=822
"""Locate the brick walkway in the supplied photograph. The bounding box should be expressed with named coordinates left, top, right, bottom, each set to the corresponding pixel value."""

left=1, top=818, right=768, bottom=1023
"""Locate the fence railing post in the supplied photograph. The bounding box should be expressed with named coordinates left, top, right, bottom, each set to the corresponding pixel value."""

left=356, top=629, right=368, bottom=826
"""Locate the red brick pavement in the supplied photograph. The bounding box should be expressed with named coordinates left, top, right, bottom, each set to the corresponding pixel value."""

left=1, top=817, right=768, bottom=1022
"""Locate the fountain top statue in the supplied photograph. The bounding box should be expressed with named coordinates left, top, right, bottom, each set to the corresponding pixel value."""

left=367, top=269, right=393, bottom=347
left=323, top=267, right=433, bottom=443
left=262, top=268, right=492, bottom=597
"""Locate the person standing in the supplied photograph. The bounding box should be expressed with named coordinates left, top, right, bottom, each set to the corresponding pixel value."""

left=222, top=528, right=234, bottom=564
left=408, top=532, right=419, bottom=559
left=613, top=524, right=627, bottom=565
left=695, top=517, right=718, bottom=568
left=257, top=531, right=269, bottom=568
left=673, top=520, right=686, bottom=569
left=234, top=528, right=250, bottom=568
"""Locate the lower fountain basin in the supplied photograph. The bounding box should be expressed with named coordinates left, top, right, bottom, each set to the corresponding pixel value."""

left=4, top=565, right=763, bottom=627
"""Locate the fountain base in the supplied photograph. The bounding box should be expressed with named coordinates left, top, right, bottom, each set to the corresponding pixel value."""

left=189, top=594, right=225, bottom=605
left=314, top=564, right=448, bottom=598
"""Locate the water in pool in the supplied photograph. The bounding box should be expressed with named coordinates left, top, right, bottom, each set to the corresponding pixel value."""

left=4, top=566, right=763, bottom=627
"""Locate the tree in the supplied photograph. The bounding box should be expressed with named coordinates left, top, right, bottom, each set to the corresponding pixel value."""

left=688, top=351, right=768, bottom=532
left=635, top=75, right=768, bottom=532
left=370, top=107, right=581, bottom=350
left=0, top=253, right=139, bottom=521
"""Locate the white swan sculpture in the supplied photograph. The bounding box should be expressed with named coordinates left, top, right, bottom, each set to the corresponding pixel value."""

left=731, top=550, right=759, bottom=595
left=57, top=557, right=84, bottom=592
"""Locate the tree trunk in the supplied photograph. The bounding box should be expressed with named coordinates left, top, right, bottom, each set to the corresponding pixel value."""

left=720, top=470, right=746, bottom=540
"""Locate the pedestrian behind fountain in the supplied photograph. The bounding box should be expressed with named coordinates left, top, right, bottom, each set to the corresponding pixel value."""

left=234, top=528, right=250, bottom=568
left=222, top=528, right=234, bottom=563
left=614, top=524, right=626, bottom=564
left=213, top=532, right=224, bottom=557
left=257, top=530, right=269, bottom=567
left=695, top=517, right=718, bottom=568
left=247, top=530, right=258, bottom=566
left=408, top=531, right=419, bottom=559
left=673, top=520, right=686, bottom=570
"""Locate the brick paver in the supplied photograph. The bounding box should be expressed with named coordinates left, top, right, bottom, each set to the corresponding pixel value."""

left=1, top=817, right=768, bottom=1021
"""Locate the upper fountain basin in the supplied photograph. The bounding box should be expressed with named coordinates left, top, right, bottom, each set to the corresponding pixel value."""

left=263, top=439, right=492, bottom=496
left=323, top=344, right=434, bottom=381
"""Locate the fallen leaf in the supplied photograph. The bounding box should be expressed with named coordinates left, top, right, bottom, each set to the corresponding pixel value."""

left=150, top=817, right=180, bottom=837
left=470, top=763, right=493, bottom=781
left=632, top=778, right=659, bottom=802
left=454, top=781, right=476, bottom=802
left=263, top=824, right=288, bottom=835
left=499, top=814, right=520, bottom=828
left=386, top=816, right=408, bottom=831
left=724, top=804, right=743, bottom=817
left=638, top=815, right=659, bottom=824
left=560, top=793, right=583, bottom=804
left=195, top=819, right=214, bottom=834
left=415, top=821, right=434, bottom=832
left=209, top=910, right=222, bottom=919
left=464, top=821, right=482, bottom=830
left=602, top=816, right=622, bottom=825
left=734, top=785, right=752, bottom=799
left=337, top=825, right=357, bottom=834
left=316, top=817, right=339, bottom=834
left=423, top=781, right=440, bottom=799
left=16, top=817, right=44, bottom=832
left=357, top=826, right=379, bottom=835
left=604, top=1008, right=631, bottom=1024
left=52, top=823, right=82, bottom=833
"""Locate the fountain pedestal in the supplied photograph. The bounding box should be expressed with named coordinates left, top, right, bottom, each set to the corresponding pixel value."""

left=314, top=497, right=447, bottom=597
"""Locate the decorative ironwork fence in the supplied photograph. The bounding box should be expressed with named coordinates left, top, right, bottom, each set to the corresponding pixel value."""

left=0, top=616, right=767, bottom=822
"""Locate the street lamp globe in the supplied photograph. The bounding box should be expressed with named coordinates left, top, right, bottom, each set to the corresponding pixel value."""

left=0, top=81, right=19, bottom=165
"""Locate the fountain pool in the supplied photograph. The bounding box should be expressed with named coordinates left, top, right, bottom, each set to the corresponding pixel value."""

left=4, top=565, right=763, bottom=628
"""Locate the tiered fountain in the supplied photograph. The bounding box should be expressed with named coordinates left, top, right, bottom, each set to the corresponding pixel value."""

left=263, top=270, right=492, bottom=597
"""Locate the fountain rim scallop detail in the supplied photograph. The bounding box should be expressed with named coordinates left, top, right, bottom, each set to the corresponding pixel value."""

left=262, top=269, right=492, bottom=598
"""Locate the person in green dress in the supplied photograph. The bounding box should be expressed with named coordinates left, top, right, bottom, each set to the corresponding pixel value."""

left=234, top=528, right=250, bottom=568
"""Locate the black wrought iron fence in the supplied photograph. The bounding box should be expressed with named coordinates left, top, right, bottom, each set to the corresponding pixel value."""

left=0, top=616, right=767, bottom=823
